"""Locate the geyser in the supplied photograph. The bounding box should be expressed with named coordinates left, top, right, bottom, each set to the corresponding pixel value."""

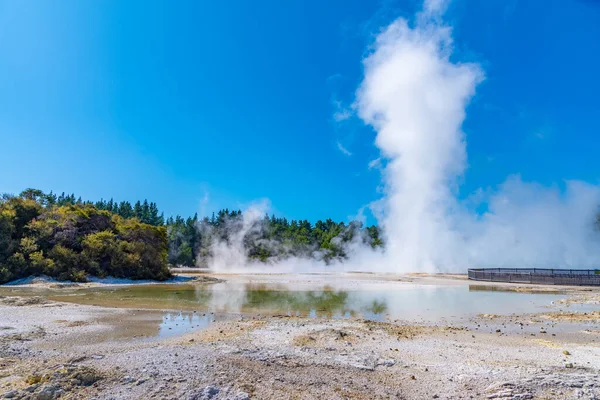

left=357, top=0, right=600, bottom=271
left=208, top=0, right=600, bottom=273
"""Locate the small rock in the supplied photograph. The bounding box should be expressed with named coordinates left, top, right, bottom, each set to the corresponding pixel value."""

left=122, top=376, right=135, bottom=384
left=2, top=390, right=18, bottom=399
left=565, top=362, right=574, bottom=368
left=136, top=377, right=150, bottom=385
left=25, top=385, right=39, bottom=393
left=376, top=359, right=396, bottom=367
left=352, top=364, right=374, bottom=371
left=192, top=385, right=220, bottom=400
left=35, top=384, right=62, bottom=400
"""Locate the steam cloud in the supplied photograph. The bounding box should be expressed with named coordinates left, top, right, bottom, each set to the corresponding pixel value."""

left=208, top=202, right=270, bottom=272
left=208, top=0, right=600, bottom=273
left=357, top=0, right=600, bottom=271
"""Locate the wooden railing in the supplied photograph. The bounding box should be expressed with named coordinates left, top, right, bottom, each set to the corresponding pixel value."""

left=467, top=268, right=600, bottom=286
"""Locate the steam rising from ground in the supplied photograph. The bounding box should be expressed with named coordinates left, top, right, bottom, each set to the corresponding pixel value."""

left=356, top=0, right=482, bottom=272
left=357, top=0, right=600, bottom=272
left=208, top=202, right=270, bottom=272
left=208, top=0, right=600, bottom=273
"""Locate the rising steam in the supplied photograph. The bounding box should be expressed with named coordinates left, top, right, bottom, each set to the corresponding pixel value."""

left=358, top=0, right=600, bottom=271
left=208, top=0, right=600, bottom=273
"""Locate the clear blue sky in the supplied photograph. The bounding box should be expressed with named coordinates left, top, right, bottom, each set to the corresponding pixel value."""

left=1, top=0, right=599, bottom=222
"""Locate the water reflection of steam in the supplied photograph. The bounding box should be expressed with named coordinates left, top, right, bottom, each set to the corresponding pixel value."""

left=207, top=282, right=248, bottom=313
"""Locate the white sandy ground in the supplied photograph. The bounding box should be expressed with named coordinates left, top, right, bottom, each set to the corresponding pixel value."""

left=0, top=275, right=599, bottom=399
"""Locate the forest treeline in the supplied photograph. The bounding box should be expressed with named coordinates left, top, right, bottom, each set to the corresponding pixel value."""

left=167, top=209, right=383, bottom=267
left=0, top=189, right=383, bottom=283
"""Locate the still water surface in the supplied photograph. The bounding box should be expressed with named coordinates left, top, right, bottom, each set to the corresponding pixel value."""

left=3, top=277, right=597, bottom=341
left=0, top=280, right=576, bottom=324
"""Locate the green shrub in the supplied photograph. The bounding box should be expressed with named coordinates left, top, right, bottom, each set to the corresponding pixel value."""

left=0, top=194, right=171, bottom=284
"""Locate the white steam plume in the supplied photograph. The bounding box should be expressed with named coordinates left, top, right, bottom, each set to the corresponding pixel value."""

left=208, top=201, right=270, bottom=272
left=199, top=0, right=600, bottom=273
left=205, top=205, right=357, bottom=273
left=356, top=1, right=600, bottom=271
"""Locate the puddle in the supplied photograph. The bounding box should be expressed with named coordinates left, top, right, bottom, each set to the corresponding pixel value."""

left=158, top=312, right=214, bottom=338
left=2, top=276, right=599, bottom=343
left=1, top=280, right=591, bottom=324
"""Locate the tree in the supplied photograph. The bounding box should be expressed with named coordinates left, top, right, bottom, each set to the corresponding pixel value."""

left=0, top=190, right=171, bottom=284
left=133, top=201, right=143, bottom=221
left=118, top=201, right=134, bottom=219
left=2, top=187, right=389, bottom=274
left=19, top=188, right=45, bottom=202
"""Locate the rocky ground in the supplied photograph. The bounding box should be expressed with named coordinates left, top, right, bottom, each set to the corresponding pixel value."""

left=0, top=278, right=599, bottom=399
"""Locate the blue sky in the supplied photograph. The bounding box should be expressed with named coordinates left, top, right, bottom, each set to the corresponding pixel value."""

left=1, top=0, right=599, bottom=223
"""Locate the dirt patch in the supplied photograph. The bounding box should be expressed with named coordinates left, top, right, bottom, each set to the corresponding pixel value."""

left=67, top=320, right=90, bottom=328
left=209, top=353, right=406, bottom=400
left=4, top=364, right=107, bottom=398
left=555, top=292, right=600, bottom=307
left=0, top=327, right=46, bottom=343
left=293, top=334, right=318, bottom=347
left=533, top=339, right=562, bottom=349
left=478, top=313, right=502, bottom=319
left=292, top=328, right=358, bottom=347
left=49, top=282, right=82, bottom=289
left=540, top=311, right=600, bottom=322
left=0, top=296, right=48, bottom=306
left=360, top=320, right=433, bottom=339
left=581, top=329, right=600, bottom=335
left=54, top=320, right=90, bottom=328
left=182, top=320, right=265, bottom=344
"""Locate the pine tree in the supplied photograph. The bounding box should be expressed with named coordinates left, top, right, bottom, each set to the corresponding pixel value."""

left=133, top=201, right=143, bottom=221
left=119, top=201, right=134, bottom=219
left=141, top=200, right=150, bottom=224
